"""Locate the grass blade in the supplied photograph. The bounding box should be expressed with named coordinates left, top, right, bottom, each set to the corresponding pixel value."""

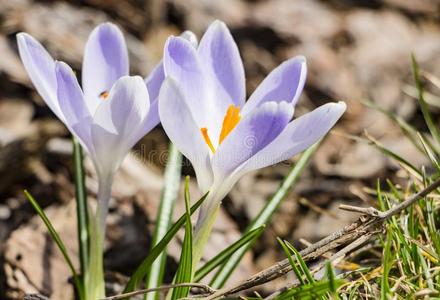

left=72, top=137, right=89, bottom=286
left=171, top=177, right=193, bottom=300
left=277, top=279, right=345, bottom=300
left=145, top=143, right=182, bottom=300
left=285, top=241, right=315, bottom=284
left=364, top=131, right=422, bottom=178
left=380, top=229, right=393, bottom=300
left=417, top=133, right=440, bottom=172
left=411, top=54, right=440, bottom=148
left=210, top=142, right=320, bottom=288
left=362, top=99, right=424, bottom=154
left=325, top=261, right=337, bottom=294
left=123, top=192, right=208, bottom=293
left=24, top=190, right=84, bottom=300
left=194, top=225, right=265, bottom=282
left=278, top=238, right=305, bottom=285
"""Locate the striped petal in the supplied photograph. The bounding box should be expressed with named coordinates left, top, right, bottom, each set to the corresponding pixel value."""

left=242, top=56, right=307, bottom=115
left=82, top=22, right=129, bottom=115
left=159, top=77, right=214, bottom=193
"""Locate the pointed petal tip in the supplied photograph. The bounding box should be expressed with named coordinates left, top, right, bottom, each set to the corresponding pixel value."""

left=278, top=100, right=295, bottom=115
left=334, top=101, right=347, bottom=111
left=208, top=20, right=232, bottom=37
left=211, top=19, right=227, bottom=29
left=16, top=32, right=27, bottom=41
left=163, top=36, right=198, bottom=72
left=95, top=21, right=120, bottom=33
left=112, top=75, right=150, bottom=104
left=295, top=55, right=307, bottom=63
left=54, top=60, right=69, bottom=69
left=16, top=32, right=38, bottom=48
left=115, top=74, right=148, bottom=88
left=54, top=60, right=69, bottom=76
left=164, top=35, right=182, bottom=51
left=180, top=30, right=198, bottom=47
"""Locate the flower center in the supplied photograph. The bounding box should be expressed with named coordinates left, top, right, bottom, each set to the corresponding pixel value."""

left=200, top=105, right=241, bottom=153
left=99, top=90, right=109, bottom=100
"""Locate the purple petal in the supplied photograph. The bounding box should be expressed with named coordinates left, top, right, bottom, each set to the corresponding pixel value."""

left=158, top=77, right=213, bottom=193
left=91, top=76, right=150, bottom=176
left=163, top=37, right=206, bottom=126
left=198, top=20, right=245, bottom=107
left=163, top=36, right=231, bottom=141
left=82, top=22, right=129, bottom=115
left=17, top=33, right=63, bottom=120
left=181, top=30, right=198, bottom=47
left=55, top=61, right=92, bottom=152
left=213, top=101, right=293, bottom=178
left=242, top=56, right=307, bottom=115
left=239, top=102, right=346, bottom=175
left=143, top=31, right=197, bottom=133
left=144, top=61, right=164, bottom=132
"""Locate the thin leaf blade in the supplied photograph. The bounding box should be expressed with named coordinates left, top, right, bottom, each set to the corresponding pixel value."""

left=24, top=190, right=84, bottom=299
left=145, top=143, right=182, bottom=300
left=171, top=177, right=193, bottom=300
left=123, top=192, right=207, bottom=293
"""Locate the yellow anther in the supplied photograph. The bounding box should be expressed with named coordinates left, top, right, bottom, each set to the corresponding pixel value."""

left=99, top=91, right=109, bottom=100
left=201, top=127, right=216, bottom=153
left=219, top=105, right=241, bottom=144
left=200, top=104, right=241, bottom=153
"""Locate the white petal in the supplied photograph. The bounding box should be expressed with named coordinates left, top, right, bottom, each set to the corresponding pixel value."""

left=159, top=77, right=214, bottom=193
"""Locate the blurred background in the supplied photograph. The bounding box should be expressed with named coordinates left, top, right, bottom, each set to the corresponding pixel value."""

left=1, top=0, right=440, bottom=298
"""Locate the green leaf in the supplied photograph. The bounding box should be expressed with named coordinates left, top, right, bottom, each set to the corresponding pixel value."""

left=381, top=229, right=393, bottom=300
left=277, top=238, right=305, bottom=285
left=72, top=137, right=89, bottom=288
left=411, top=54, right=440, bottom=149
left=417, top=133, right=440, bottom=172
left=210, top=142, right=320, bottom=288
left=194, top=225, right=265, bottom=282
left=145, top=143, right=182, bottom=300
left=171, top=177, right=193, bottom=300
left=123, top=192, right=208, bottom=293
left=277, top=279, right=345, bottom=300
left=284, top=241, right=315, bottom=284
left=325, top=261, right=338, bottom=296
left=24, top=190, right=84, bottom=300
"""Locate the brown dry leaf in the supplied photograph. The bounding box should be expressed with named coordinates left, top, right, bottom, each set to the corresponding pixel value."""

left=4, top=201, right=78, bottom=299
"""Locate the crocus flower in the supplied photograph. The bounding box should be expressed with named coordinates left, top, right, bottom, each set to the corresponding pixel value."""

left=159, top=20, right=346, bottom=264
left=17, top=22, right=165, bottom=230
left=16, top=22, right=171, bottom=299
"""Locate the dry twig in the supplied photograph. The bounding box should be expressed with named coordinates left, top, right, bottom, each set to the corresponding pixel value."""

left=101, top=283, right=216, bottom=300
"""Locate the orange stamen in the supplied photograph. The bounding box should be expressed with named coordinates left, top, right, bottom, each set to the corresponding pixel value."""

left=99, top=91, right=109, bottom=100
left=201, top=127, right=216, bottom=153
left=219, top=105, right=241, bottom=144
left=200, top=105, right=241, bottom=153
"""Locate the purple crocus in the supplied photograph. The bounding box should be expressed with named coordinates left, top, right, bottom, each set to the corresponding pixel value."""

left=17, top=22, right=165, bottom=230
left=158, top=20, right=346, bottom=264
left=16, top=22, right=171, bottom=299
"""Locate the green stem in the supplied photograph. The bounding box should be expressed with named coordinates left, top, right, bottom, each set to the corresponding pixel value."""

left=192, top=193, right=221, bottom=270
left=72, top=137, right=89, bottom=289
left=85, top=174, right=113, bottom=300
